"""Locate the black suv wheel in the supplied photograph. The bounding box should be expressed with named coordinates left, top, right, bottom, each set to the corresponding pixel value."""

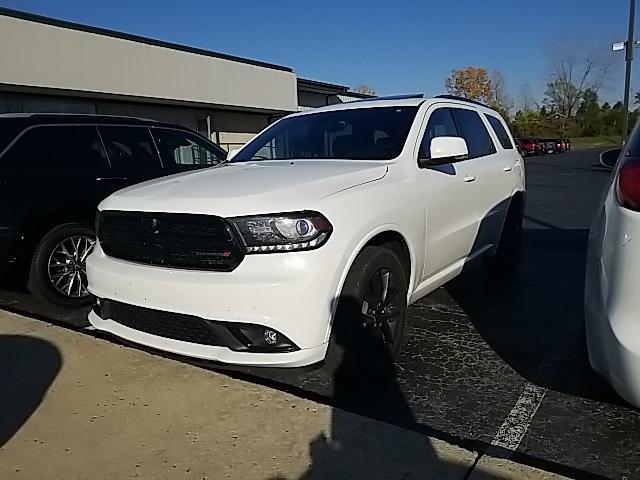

left=28, top=223, right=96, bottom=308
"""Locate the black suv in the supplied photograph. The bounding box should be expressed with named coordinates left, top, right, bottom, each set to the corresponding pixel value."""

left=0, top=114, right=226, bottom=308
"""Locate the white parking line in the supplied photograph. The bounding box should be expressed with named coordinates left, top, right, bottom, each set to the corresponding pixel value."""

left=487, top=323, right=574, bottom=456
left=490, top=382, right=547, bottom=451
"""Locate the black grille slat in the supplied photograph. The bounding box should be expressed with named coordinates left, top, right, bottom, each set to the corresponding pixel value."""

left=102, top=300, right=224, bottom=346
left=98, top=210, right=243, bottom=271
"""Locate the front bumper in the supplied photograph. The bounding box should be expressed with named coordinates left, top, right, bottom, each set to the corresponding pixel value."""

left=88, top=310, right=327, bottom=367
left=86, top=243, right=338, bottom=367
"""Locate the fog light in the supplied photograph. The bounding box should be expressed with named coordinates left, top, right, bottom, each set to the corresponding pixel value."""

left=228, top=324, right=299, bottom=352
left=264, top=329, right=278, bottom=345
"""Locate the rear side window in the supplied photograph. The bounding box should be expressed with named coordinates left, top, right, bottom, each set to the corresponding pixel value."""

left=485, top=114, right=513, bottom=149
left=0, top=125, right=108, bottom=169
left=151, top=128, right=225, bottom=170
left=98, top=126, right=161, bottom=170
left=420, top=108, right=458, bottom=159
left=451, top=109, right=496, bottom=159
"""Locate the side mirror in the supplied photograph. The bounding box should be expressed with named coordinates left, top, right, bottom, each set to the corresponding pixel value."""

left=600, top=148, right=622, bottom=169
left=420, top=136, right=469, bottom=167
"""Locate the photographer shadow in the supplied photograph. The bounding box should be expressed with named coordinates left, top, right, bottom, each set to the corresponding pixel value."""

left=0, top=335, right=62, bottom=447
left=278, top=296, right=470, bottom=480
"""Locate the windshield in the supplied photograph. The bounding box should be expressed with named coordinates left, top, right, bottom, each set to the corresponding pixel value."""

left=232, top=106, right=419, bottom=162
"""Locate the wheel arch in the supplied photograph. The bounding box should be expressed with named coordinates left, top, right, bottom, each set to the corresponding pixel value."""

left=17, top=207, right=96, bottom=271
left=324, top=226, right=416, bottom=343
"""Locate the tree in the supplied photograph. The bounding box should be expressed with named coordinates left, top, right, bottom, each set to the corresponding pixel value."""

left=444, top=67, right=493, bottom=103
left=542, top=37, right=612, bottom=117
left=518, top=84, right=538, bottom=112
left=488, top=70, right=513, bottom=118
left=577, top=88, right=599, bottom=115
left=355, top=84, right=376, bottom=96
left=576, top=89, right=602, bottom=136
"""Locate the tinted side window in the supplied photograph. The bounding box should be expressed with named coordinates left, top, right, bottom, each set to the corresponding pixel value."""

left=151, top=128, right=225, bottom=169
left=451, top=109, right=496, bottom=159
left=98, top=126, right=161, bottom=170
left=420, top=108, right=458, bottom=159
left=0, top=125, right=108, bottom=169
left=485, top=114, right=513, bottom=149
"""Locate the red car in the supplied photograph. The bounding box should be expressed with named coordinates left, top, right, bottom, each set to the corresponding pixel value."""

left=517, top=138, right=538, bottom=156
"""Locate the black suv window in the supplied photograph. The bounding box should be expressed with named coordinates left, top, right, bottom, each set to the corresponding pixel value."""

left=485, top=114, right=513, bottom=149
left=98, top=126, right=161, bottom=170
left=151, top=128, right=225, bottom=170
left=420, top=108, right=458, bottom=159
left=451, top=108, right=496, bottom=159
left=0, top=125, right=108, bottom=169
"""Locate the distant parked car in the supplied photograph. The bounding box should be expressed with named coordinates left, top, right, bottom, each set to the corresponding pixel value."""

left=553, top=139, right=566, bottom=152
left=536, top=139, right=546, bottom=155
left=517, top=138, right=538, bottom=156
left=542, top=139, right=556, bottom=154
left=586, top=122, right=640, bottom=407
left=0, top=113, right=227, bottom=308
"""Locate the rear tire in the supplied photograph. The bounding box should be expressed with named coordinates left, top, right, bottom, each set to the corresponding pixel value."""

left=28, top=223, right=96, bottom=308
left=484, top=202, right=523, bottom=278
left=325, top=246, right=408, bottom=375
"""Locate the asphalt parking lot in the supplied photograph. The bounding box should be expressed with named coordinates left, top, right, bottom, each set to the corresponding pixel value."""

left=1, top=148, right=638, bottom=479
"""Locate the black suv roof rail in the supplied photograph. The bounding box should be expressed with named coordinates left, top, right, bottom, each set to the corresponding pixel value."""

left=348, top=93, right=424, bottom=103
left=434, top=94, right=489, bottom=108
left=0, top=113, right=159, bottom=122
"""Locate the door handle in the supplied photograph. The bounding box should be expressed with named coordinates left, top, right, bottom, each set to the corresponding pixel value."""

left=96, top=176, right=128, bottom=182
left=503, top=166, right=513, bottom=172
left=463, top=175, right=476, bottom=182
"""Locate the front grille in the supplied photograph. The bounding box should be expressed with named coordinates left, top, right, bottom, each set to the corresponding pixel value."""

left=101, top=300, right=226, bottom=346
left=97, top=210, right=243, bottom=271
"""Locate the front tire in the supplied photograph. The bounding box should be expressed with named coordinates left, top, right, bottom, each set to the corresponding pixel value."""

left=325, top=246, right=408, bottom=374
left=28, top=223, right=96, bottom=308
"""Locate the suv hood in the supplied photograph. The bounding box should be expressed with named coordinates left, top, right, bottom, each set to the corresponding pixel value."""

left=100, top=160, right=388, bottom=217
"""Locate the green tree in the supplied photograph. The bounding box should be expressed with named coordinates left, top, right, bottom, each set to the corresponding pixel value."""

left=574, top=88, right=601, bottom=136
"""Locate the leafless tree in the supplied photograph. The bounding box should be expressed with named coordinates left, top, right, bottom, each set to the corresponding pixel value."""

left=518, top=83, right=538, bottom=112
left=489, top=69, right=514, bottom=118
left=543, top=36, right=613, bottom=116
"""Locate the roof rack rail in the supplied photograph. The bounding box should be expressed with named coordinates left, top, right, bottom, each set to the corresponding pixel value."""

left=434, top=94, right=489, bottom=108
left=14, top=113, right=159, bottom=122
left=349, top=93, right=424, bottom=103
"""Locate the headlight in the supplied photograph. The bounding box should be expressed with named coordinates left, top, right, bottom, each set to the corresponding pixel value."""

left=229, top=211, right=332, bottom=253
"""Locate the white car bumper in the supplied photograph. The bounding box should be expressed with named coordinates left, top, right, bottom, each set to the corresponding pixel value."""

left=586, top=194, right=640, bottom=407
left=86, top=243, right=340, bottom=367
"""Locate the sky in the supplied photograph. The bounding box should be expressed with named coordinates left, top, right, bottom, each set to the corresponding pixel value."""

left=1, top=0, right=637, bottom=108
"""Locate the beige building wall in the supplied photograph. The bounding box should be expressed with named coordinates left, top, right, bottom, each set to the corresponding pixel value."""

left=0, top=14, right=298, bottom=113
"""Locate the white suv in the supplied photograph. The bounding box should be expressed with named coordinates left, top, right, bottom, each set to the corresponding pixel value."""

left=87, top=95, right=525, bottom=368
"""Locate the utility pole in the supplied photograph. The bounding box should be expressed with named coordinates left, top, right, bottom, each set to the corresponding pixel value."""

left=622, top=0, right=636, bottom=145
